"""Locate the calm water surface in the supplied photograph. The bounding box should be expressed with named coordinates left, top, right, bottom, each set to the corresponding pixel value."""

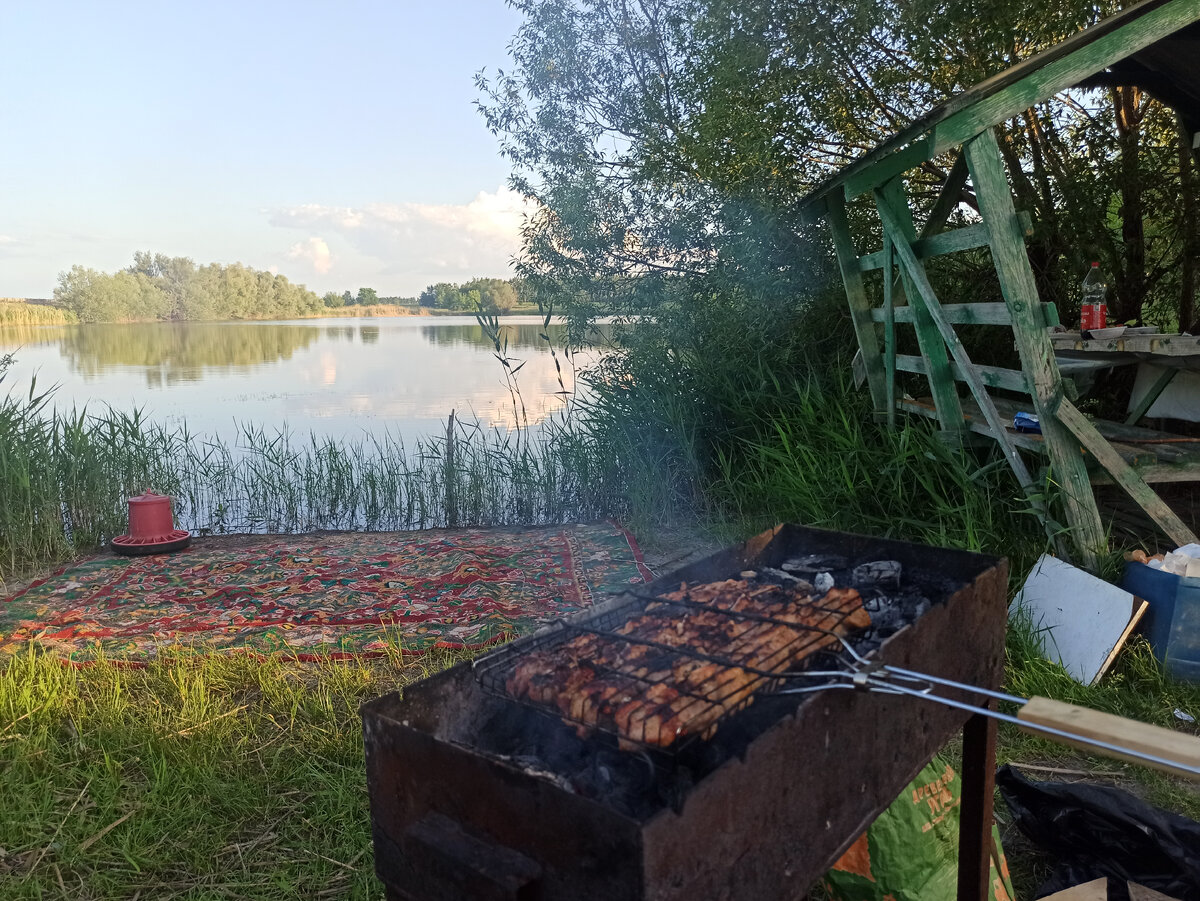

left=0, top=316, right=603, bottom=445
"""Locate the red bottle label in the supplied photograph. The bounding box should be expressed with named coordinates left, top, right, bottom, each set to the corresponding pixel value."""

left=1081, top=304, right=1107, bottom=330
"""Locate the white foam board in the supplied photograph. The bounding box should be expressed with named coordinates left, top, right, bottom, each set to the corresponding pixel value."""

left=1010, top=555, right=1142, bottom=685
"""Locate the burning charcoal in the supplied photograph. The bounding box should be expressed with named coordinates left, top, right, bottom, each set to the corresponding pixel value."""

left=814, top=572, right=835, bottom=593
left=852, top=560, right=902, bottom=590
left=759, top=567, right=815, bottom=591
left=781, top=554, right=847, bottom=574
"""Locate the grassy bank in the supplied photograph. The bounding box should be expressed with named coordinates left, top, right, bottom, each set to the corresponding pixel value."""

left=3, top=342, right=1199, bottom=898
left=0, top=642, right=470, bottom=899
left=1, top=621, right=1195, bottom=900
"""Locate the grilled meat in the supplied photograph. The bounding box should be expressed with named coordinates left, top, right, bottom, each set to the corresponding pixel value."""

left=503, top=579, right=870, bottom=748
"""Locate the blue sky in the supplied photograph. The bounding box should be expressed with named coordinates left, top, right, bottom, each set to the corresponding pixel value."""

left=0, top=0, right=528, bottom=298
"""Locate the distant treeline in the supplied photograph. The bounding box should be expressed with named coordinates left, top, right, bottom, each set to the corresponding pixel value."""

left=55, top=254, right=325, bottom=323
left=417, top=278, right=526, bottom=313
left=50, top=253, right=531, bottom=323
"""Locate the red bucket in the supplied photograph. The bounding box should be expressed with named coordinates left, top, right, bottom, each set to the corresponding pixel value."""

left=112, top=491, right=191, bottom=555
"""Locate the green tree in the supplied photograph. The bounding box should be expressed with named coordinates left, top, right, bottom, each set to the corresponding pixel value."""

left=55, top=254, right=325, bottom=322
left=464, top=277, right=518, bottom=313
left=322, top=291, right=345, bottom=308
left=356, top=287, right=379, bottom=306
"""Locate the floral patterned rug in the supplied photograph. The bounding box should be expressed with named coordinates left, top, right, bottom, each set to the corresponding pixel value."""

left=0, top=523, right=652, bottom=660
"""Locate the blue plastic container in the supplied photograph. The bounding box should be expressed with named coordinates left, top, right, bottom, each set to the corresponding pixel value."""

left=1120, top=561, right=1200, bottom=682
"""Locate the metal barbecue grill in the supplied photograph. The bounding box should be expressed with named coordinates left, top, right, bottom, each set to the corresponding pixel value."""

left=476, top=575, right=1200, bottom=777
left=363, top=524, right=1014, bottom=901
left=472, top=583, right=868, bottom=752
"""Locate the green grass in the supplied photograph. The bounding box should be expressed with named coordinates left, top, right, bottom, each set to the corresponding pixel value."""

left=0, top=642, right=473, bottom=899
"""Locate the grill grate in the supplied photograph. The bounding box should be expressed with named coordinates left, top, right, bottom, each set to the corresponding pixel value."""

left=473, top=580, right=870, bottom=752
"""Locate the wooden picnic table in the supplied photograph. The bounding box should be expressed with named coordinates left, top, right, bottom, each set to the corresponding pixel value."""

left=1052, top=332, right=1200, bottom=369
left=1051, top=332, right=1200, bottom=424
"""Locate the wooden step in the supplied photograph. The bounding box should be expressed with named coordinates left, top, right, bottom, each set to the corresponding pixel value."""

left=897, top=396, right=1200, bottom=480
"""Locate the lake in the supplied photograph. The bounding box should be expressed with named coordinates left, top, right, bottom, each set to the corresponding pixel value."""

left=0, top=316, right=603, bottom=446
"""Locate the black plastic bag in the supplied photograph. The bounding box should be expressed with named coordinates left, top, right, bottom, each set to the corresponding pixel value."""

left=996, top=764, right=1200, bottom=900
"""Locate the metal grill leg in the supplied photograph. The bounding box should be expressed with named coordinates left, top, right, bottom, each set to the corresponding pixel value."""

left=957, top=710, right=997, bottom=901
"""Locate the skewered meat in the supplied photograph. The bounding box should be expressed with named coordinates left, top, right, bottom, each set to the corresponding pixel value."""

left=503, top=578, right=871, bottom=749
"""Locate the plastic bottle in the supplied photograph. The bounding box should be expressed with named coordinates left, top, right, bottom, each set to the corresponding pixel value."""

left=1080, top=262, right=1107, bottom=331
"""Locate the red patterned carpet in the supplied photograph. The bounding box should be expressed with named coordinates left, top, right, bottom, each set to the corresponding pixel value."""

left=0, top=523, right=652, bottom=660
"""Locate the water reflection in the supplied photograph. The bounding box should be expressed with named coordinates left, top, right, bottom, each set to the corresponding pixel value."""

left=50, top=322, right=322, bottom=385
left=0, top=316, right=599, bottom=445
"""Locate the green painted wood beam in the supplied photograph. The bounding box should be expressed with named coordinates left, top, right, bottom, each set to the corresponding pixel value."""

left=895, top=354, right=1030, bottom=393
left=842, top=139, right=934, bottom=200
left=1056, top=397, right=1199, bottom=546
left=964, top=128, right=1105, bottom=568
left=876, top=180, right=965, bottom=434
left=799, top=0, right=1200, bottom=213
left=922, top=153, right=970, bottom=238
left=868, top=301, right=1059, bottom=327
left=1124, top=366, right=1179, bottom=425
left=1092, top=462, right=1200, bottom=484
left=826, top=192, right=889, bottom=412
left=875, top=190, right=1041, bottom=503
left=932, top=0, right=1200, bottom=155
left=858, top=212, right=1033, bottom=270
left=883, top=234, right=897, bottom=429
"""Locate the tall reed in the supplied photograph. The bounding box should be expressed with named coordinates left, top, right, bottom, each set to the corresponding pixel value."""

left=0, top=380, right=626, bottom=583
left=0, top=301, right=76, bottom=326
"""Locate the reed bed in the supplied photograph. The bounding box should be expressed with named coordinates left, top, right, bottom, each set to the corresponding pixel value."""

left=0, top=380, right=625, bottom=584
left=0, top=301, right=77, bottom=326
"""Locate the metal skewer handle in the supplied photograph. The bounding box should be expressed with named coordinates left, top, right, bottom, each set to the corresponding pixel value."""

left=776, top=639, right=1200, bottom=780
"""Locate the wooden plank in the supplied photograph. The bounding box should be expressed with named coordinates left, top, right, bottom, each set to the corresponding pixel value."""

left=897, top=397, right=1167, bottom=465
left=1018, top=695, right=1200, bottom=780
left=826, top=192, right=888, bottom=412
left=896, top=398, right=1049, bottom=454
left=875, top=187, right=1041, bottom=497
left=1092, top=461, right=1200, bottom=484
left=1128, top=882, right=1184, bottom=901
left=922, top=152, right=969, bottom=238
left=876, top=179, right=965, bottom=433
left=1040, top=879, right=1109, bottom=901
left=895, top=354, right=1029, bottom=393
left=883, top=234, right=896, bottom=429
left=932, top=0, right=1200, bottom=155
left=799, top=1, right=1191, bottom=214
left=1055, top=397, right=1199, bottom=546
left=964, top=129, right=1106, bottom=568
left=1126, top=366, right=1180, bottom=424
left=1051, top=332, right=1200, bottom=356
left=858, top=223, right=991, bottom=270
left=859, top=212, right=1032, bottom=271
left=1097, top=598, right=1149, bottom=682
left=869, top=301, right=1059, bottom=326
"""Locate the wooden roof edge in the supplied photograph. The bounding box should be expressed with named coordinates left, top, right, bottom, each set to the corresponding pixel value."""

left=799, top=0, right=1199, bottom=217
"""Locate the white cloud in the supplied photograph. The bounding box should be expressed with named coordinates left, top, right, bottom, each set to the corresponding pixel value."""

left=270, top=187, right=530, bottom=293
left=286, top=237, right=334, bottom=275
